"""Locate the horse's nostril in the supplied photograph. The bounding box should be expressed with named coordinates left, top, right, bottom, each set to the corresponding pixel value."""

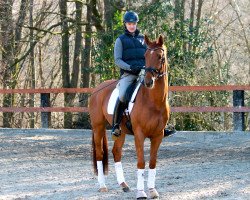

left=145, top=79, right=154, bottom=88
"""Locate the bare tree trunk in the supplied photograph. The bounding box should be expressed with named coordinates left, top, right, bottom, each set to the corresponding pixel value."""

left=127, top=0, right=133, bottom=9
left=1, top=0, right=29, bottom=127
left=174, top=0, right=180, bottom=22
left=0, top=0, right=15, bottom=127
left=71, top=1, right=82, bottom=90
left=188, top=0, right=195, bottom=52
left=180, top=0, right=186, bottom=52
left=15, top=0, right=29, bottom=56
left=193, top=0, right=203, bottom=53
left=103, top=0, right=113, bottom=31
left=80, top=0, right=104, bottom=103
left=59, top=0, right=83, bottom=128
left=29, top=0, right=35, bottom=128
left=77, top=0, right=94, bottom=128
left=91, top=0, right=104, bottom=32
left=79, top=0, right=92, bottom=106
left=59, top=0, right=71, bottom=128
left=12, top=0, right=29, bottom=89
left=228, top=0, right=250, bottom=56
left=38, top=43, right=45, bottom=88
left=70, top=0, right=83, bottom=127
left=174, top=0, right=186, bottom=49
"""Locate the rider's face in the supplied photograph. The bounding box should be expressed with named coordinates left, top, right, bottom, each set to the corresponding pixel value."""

left=125, top=22, right=137, bottom=33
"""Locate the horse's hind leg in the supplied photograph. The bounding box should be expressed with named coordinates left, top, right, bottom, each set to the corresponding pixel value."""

left=93, top=123, right=108, bottom=192
left=112, top=125, right=130, bottom=192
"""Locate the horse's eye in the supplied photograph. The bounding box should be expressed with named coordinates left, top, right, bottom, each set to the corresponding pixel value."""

left=158, top=55, right=162, bottom=60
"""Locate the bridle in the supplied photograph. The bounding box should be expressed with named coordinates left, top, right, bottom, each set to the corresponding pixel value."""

left=144, top=47, right=167, bottom=79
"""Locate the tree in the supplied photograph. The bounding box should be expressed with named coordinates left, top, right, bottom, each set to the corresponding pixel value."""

left=29, top=0, right=35, bottom=128
left=59, top=0, right=83, bottom=128
left=0, top=0, right=15, bottom=127
left=0, top=0, right=29, bottom=127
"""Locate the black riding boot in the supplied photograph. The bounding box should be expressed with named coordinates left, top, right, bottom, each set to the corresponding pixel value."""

left=164, top=124, right=176, bottom=137
left=111, top=99, right=126, bottom=140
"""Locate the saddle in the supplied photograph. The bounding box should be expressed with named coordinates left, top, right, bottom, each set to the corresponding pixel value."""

left=107, top=80, right=141, bottom=114
left=107, top=80, right=141, bottom=133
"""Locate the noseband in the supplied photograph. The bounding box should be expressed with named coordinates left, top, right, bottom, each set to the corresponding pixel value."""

left=145, top=47, right=167, bottom=79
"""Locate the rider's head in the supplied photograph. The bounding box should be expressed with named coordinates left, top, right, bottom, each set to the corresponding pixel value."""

left=123, top=11, right=139, bottom=33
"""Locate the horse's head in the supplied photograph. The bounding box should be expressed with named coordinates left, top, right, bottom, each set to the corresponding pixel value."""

left=143, top=35, right=167, bottom=89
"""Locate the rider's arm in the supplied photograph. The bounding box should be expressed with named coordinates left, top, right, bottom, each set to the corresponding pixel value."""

left=114, top=38, right=131, bottom=71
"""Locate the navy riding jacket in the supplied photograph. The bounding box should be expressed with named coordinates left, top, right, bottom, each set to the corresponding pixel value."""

left=119, top=29, right=146, bottom=75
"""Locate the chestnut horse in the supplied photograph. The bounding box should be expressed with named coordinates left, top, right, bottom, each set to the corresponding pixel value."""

left=90, top=35, right=170, bottom=199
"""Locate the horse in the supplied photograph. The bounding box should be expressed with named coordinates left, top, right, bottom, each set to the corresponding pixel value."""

left=89, top=35, right=170, bottom=199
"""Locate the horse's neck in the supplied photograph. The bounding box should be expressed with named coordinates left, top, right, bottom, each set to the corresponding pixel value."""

left=143, top=77, right=168, bottom=109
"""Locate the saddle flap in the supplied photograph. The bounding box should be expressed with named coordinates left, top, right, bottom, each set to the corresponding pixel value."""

left=107, top=83, right=141, bottom=115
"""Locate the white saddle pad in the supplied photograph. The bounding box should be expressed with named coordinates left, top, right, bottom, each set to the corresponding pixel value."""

left=107, top=83, right=141, bottom=115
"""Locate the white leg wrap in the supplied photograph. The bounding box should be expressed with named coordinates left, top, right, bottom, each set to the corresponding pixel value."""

left=97, top=161, right=106, bottom=188
left=115, top=162, right=125, bottom=185
left=137, top=169, right=145, bottom=191
left=147, top=168, right=156, bottom=189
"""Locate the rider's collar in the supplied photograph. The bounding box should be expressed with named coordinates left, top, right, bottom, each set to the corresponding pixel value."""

left=124, top=29, right=140, bottom=37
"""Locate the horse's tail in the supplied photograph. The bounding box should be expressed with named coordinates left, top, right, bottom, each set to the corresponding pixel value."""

left=92, top=132, right=98, bottom=175
left=102, top=131, right=109, bottom=175
left=92, top=130, right=109, bottom=175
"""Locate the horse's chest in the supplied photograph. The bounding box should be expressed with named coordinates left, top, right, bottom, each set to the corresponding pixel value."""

left=140, top=109, right=167, bottom=132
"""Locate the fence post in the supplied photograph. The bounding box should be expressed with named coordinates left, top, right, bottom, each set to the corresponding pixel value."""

left=41, top=93, right=51, bottom=128
left=233, top=90, right=245, bottom=131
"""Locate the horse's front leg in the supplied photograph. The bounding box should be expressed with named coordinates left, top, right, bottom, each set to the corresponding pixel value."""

left=148, top=133, right=163, bottom=199
left=134, top=132, right=147, bottom=199
left=112, top=128, right=130, bottom=192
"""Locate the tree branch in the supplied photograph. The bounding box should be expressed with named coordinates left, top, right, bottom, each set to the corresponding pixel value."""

left=229, top=0, right=250, bottom=55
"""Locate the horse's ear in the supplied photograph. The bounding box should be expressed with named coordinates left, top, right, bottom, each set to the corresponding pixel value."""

left=157, top=35, right=164, bottom=46
left=144, top=34, right=151, bottom=46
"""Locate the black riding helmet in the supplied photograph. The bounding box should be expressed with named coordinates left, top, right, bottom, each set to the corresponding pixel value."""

left=123, top=11, right=139, bottom=23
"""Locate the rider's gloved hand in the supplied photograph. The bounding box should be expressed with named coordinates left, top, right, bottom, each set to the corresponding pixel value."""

left=130, top=65, right=145, bottom=74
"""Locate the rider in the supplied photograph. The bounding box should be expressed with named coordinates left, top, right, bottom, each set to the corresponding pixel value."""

left=111, top=11, right=145, bottom=137
left=111, top=11, right=175, bottom=138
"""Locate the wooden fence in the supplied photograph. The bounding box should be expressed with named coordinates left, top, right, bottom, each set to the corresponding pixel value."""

left=0, top=85, right=249, bottom=131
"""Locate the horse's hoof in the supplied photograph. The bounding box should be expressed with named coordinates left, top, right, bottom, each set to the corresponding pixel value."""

left=122, top=186, right=130, bottom=192
left=121, top=182, right=130, bottom=192
left=98, top=187, right=108, bottom=192
left=136, top=190, right=147, bottom=199
left=148, top=188, right=159, bottom=199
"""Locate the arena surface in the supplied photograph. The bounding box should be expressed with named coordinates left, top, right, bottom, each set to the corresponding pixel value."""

left=0, top=129, right=249, bottom=200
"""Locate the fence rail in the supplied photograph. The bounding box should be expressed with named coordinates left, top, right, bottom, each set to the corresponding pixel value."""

left=0, top=106, right=249, bottom=113
left=0, top=85, right=250, bottom=94
left=0, top=85, right=249, bottom=131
